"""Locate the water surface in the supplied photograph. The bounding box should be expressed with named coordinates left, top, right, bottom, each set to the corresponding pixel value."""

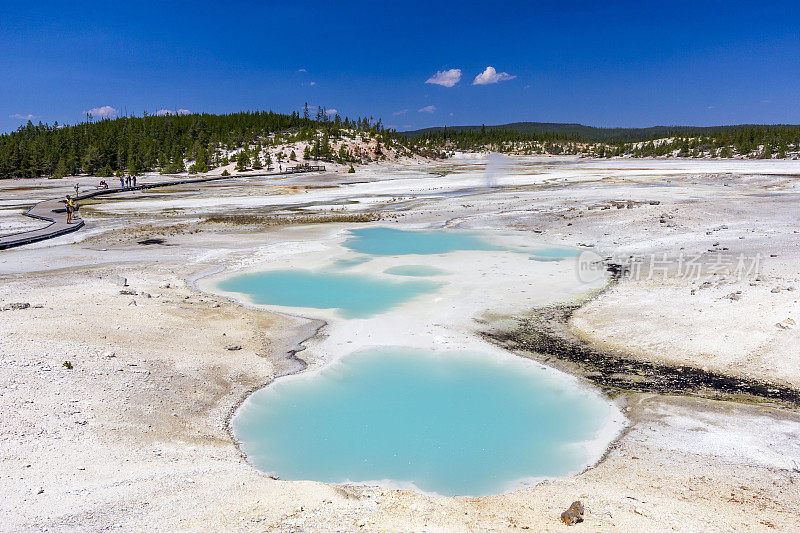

left=344, top=227, right=503, bottom=255
left=234, top=347, right=615, bottom=496
left=217, top=270, right=440, bottom=318
left=344, top=227, right=580, bottom=262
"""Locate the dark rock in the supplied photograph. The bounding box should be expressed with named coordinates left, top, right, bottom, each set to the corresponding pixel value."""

left=3, top=302, right=31, bottom=311
left=480, top=304, right=800, bottom=407
left=226, top=345, right=242, bottom=351
left=138, top=238, right=166, bottom=245
left=119, top=289, right=137, bottom=295
left=561, top=501, right=584, bottom=525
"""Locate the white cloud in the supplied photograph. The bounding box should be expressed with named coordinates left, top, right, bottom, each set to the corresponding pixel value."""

left=309, top=81, right=316, bottom=86
left=392, top=109, right=408, bottom=116
left=326, top=109, right=338, bottom=115
left=425, top=68, right=462, bottom=87
left=155, top=109, right=173, bottom=116
left=297, top=68, right=307, bottom=72
left=177, top=109, right=190, bottom=115
left=473, top=66, right=516, bottom=85
left=10, top=113, right=36, bottom=120
left=418, top=105, right=436, bottom=114
left=86, top=105, right=118, bottom=118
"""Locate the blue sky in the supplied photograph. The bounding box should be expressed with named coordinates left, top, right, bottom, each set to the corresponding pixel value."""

left=2, top=0, right=799, bottom=133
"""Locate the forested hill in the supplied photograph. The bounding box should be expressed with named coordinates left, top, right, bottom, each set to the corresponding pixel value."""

left=6, top=112, right=800, bottom=179
left=408, top=122, right=800, bottom=159
left=0, top=109, right=416, bottom=179
left=403, top=122, right=800, bottom=142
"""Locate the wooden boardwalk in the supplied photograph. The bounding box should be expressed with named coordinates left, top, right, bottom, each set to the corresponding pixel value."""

left=0, top=166, right=326, bottom=250
left=0, top=198, right=86, bottom=249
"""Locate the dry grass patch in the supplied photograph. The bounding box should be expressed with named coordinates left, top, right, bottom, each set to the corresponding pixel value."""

left=202, top=213, right=381, bottom=226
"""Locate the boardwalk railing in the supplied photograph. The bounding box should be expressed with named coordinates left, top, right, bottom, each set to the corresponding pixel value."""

left=285, top=164, right=326, bottom=174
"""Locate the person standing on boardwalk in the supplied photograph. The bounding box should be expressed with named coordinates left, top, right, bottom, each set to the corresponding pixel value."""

left=120, top=175, right=125, bottom=188
left=65, top=195, right=75, bottom=224
left=132, top=175, right=137, bottom=187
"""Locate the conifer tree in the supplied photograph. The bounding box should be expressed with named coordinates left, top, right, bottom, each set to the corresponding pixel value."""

left=129, top=158, right=142, bottom=176
left=53, top=158, right=69, bottom=178
left=236, top=150, right=250, bottom=171
left=195, top=145, right=210, bottom=172
left=98, top=164, right=113, bottom=177
left=252, top=148, right=263, bottom=169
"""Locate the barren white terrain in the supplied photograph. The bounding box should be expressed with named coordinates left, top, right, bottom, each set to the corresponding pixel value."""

left=2, top=156, right=800, bottom=531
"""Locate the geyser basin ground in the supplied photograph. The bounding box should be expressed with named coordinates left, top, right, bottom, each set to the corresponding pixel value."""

left=384, top=265, right=448, bottom=277
left=233, top=347, right=621, bottom=497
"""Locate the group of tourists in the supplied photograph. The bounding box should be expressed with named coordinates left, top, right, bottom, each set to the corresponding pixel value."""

left=64, top=174, right=139, bottom=223
left=64, top=183, right=81, bottom=224
left=64, top=194, right=78, bottom=224
left=119, top=175, right=137, bottom=188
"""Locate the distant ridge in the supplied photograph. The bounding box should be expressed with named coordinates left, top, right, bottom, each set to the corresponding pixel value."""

left=401, top=122, right=800, bottom=142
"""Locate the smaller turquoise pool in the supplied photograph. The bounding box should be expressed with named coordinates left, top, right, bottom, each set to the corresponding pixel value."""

left=384, top=265, right=448, bottom=277
left=344, top=227, right=503, bottom=255
left=217, top=270, right=440, bottom=318
left=343, top=227, right=581, bottom=261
